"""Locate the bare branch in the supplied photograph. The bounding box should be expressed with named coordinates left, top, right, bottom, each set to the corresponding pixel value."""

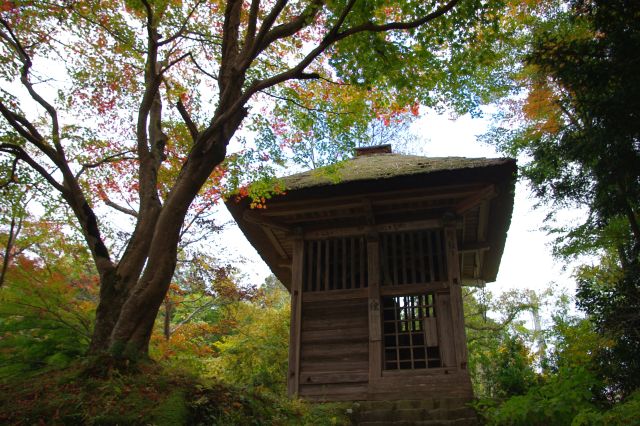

left=188, top=52, right=219, bottom=80
left=250, top=0, right=289, bottom=57
left=243, top=0, right=261, bottom=50
left=103, top=197, right=138, bottom=217
left=75, top=150, right=136, bottom=179
left=337, top=0, right=460, bottom=38
left=259, top=88, right=354, bottom=115
left=159, top=0, right=205, bottom=46
left=159, top=51, right=191, bottom=75
left=0, top=144, right=66, bottom=193
left=176, top=100, right=199, bottom=141
left=0, top=100, right=49, bottom=151
left=0, top=156, right=19, bottom=190
left=254, top=0, right=323, bottom=54
left=170, top=300, right=215, bottom=335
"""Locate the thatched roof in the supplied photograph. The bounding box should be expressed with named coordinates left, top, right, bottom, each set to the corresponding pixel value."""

left=282, top=154, right=512, bottom=190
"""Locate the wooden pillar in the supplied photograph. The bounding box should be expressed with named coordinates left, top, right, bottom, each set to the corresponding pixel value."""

left=287, top=237, right=304, bottom=397
left=367, top=234, right=382, bottom=383
left=444, top=226, right=469, bottom=370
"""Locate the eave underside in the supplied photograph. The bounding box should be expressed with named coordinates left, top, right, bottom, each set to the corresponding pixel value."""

left=237, top=181, right=503, bottom=289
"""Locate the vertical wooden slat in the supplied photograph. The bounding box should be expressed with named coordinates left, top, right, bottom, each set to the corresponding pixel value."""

left=379, top=234, right=386, bottom=286
left=445, top=226, right=468, bottom=370
left=426, top=230, right=435, bottom=283
left=435, top=230, right=446, bottom=281
left=315, top=240, right=321, bottom=292
left=324, top=239, right=330, bottom=291
left=424, top=317, right=439, bottom=347
left=342, top=238, right=347, bottom=290
left=418, top=231, right=426, bottom=283
left=393, top=298, right=402, bottom=369
left=392, top=234, right=398, bottom=286
left=407, top=296, right=415, bottom=368
left=287, top=237, right=304, bottom=397
left=360, top=237, right=366, bottom=288
left=351, top=237, right=356, bottom=289
left=401, top=233, right=407, bottom=285
left=331, top=240, right=340, bottom=290
left=367, top=235, right=382, bottom=382
left=409, top=232, right=417, bottom=284
left=305, top=241, right=313, bottom=292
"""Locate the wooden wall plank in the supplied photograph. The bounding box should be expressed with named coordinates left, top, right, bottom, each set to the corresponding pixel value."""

left=300, top=371, right=369, bottom=385
left=367, top=236, right=382, bottom=383
left=287, top=237, right=304, bottom=397
left=424, top=317, right=439, bottom=347
left=379, top=282, right=448, bottom=297
left=435, top=293, right=456, bottom=368
left=302, top=289, right=368, bottom=303
left=301, top=328, right=369, bottom=344
left=445, top=226, right=469, bottom=370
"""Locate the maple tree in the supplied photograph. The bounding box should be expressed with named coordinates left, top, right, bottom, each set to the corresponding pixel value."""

left=0, top=0, right=517, bottom=360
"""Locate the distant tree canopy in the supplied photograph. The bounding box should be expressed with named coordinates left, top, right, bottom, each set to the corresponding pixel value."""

left=488, top=0, right=640, bottom=398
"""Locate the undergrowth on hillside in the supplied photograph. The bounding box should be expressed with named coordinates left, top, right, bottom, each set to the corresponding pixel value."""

left=0, top=361, right=351, bottom=425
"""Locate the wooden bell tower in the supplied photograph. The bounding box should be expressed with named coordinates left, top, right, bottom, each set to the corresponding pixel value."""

left=227, top=146, right=516, bottom=402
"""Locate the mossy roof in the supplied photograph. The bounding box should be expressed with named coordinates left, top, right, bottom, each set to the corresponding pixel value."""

left=227, top=153, right=516, bottom=289
left=281, top=154, right=512, bottom=191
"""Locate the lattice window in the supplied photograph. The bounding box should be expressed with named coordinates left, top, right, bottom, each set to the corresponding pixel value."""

left=380, top=229, right=447, bottom=286
left=303, top=237, right=368, bottom=292
left=383, top=294, right=441, bottom=370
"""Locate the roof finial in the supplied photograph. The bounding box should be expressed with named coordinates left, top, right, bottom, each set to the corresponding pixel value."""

left=355, top=144, right=392, bottom=157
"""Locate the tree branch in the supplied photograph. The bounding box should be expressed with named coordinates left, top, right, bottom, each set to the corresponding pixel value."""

left=103, top=197, right=138, bottom=217
left=0, top=144, right=66, bottom=194
left=259, top=88, right=354, bottom=115
left=243, top=0, right=261, bottom=51
left=337, top=0, right=460, bottom=38
left=158, top=0, right=205, bottom=46
left=216, top=0, right=460, bottom=133
left=176, top=100, right=199, bottom=141
left=75, top=150, right=136, bottom=179
left=243, top=0, right=324, bottom=67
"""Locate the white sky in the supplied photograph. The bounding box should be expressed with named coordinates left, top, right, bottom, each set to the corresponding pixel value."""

left=218, top=109, right=582, bottom=299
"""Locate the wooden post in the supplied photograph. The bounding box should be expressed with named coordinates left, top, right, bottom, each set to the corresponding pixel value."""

left=444, top=226, right=469, bottom=370
left=287, top=237, right=304, bottom=397
left=367, top=233, right=382, bottom=383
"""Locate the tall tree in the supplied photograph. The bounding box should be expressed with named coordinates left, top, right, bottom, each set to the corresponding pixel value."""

left=0, top=0, right=515, bottom=360
left=488, top=0, right=640, bottom=397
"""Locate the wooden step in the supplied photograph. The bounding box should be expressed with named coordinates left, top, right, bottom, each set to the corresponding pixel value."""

left=349, top=398, right=478, bottom=426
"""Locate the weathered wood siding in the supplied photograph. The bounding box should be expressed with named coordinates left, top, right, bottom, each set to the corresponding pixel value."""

left=292, top=229, right=473, bottom=402
left=298, top=297, right=370, bottom=399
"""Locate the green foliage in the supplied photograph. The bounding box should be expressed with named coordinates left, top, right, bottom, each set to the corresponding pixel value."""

left=486, top=0, right=640, bottom=402
left=464, top=287, right=542, bottom=398
left=481, top=367, right=600, bottom=426
left=210, top=282, right=290, bottom=395
left=573, top=390, right=640, bottom=426
left=0, top=255, right=96, bottom=379
left=491, top=335, right=538, bottom=398
left=487, top=0, right=640, bottom=258
left=575, top=252, right=640, bottom=398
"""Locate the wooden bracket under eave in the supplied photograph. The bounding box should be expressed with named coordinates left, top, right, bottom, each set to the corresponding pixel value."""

left=243, top=209, right=292, bottom=234
left=454, top=185, right=497, bottom=215
left=263, top=227, right=290, bottom=260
